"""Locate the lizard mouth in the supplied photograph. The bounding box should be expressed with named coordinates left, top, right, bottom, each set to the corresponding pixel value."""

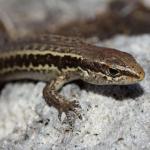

left=137, top=67, right=145, bottom=82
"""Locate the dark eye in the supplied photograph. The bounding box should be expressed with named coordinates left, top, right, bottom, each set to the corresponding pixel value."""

left=108, top=68, right=120, bottom=77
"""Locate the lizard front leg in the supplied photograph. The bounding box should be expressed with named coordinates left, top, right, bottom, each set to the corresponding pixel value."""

left=43, top=71, right=82, bottom=125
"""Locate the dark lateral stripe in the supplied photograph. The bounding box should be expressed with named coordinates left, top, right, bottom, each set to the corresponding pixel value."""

left=0, top=53, right=138, bottom=79
left=0, top=53, right=107, bottom=74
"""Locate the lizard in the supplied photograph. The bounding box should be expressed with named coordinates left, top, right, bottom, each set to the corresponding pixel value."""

left=0, top=34, right=145, bottom=124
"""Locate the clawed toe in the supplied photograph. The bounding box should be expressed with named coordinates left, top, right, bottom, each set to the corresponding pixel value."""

left=57, top=100, right=82, bottom=126
left=68, top=100, right=82, bottom=119
left=71, top=100, right=81, bottom=108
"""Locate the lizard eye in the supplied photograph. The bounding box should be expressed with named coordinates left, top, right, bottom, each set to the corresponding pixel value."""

left=108, top=68, right=120, bottom=77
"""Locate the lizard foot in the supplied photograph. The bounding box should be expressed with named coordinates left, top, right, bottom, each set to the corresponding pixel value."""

left=58, top=100, right=82, bottom=126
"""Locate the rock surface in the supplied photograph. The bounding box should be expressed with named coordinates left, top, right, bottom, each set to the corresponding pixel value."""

left=0, top=34, right=149, bottom=150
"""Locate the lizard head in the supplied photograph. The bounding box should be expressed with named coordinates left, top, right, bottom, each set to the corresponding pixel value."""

left=79, top=46, right=145, bottom=85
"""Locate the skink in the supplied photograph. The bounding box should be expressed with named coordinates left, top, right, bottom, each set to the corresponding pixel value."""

left=0, top=34, right=145, bottom=125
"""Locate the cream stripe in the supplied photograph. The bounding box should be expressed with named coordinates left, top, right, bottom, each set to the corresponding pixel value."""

left=0, top=50, right=82, bottom=59
left=0, top=64, right=61, bottom=74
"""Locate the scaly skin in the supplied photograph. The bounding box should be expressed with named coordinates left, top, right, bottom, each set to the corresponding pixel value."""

left=0, top=34, right=145, bottom=126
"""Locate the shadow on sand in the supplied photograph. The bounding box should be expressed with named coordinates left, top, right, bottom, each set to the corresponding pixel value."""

left=75, top=80, right=144, bottom=101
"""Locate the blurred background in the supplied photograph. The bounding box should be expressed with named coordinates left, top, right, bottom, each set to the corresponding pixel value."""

left=0, top=0, right=150, bottom=40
